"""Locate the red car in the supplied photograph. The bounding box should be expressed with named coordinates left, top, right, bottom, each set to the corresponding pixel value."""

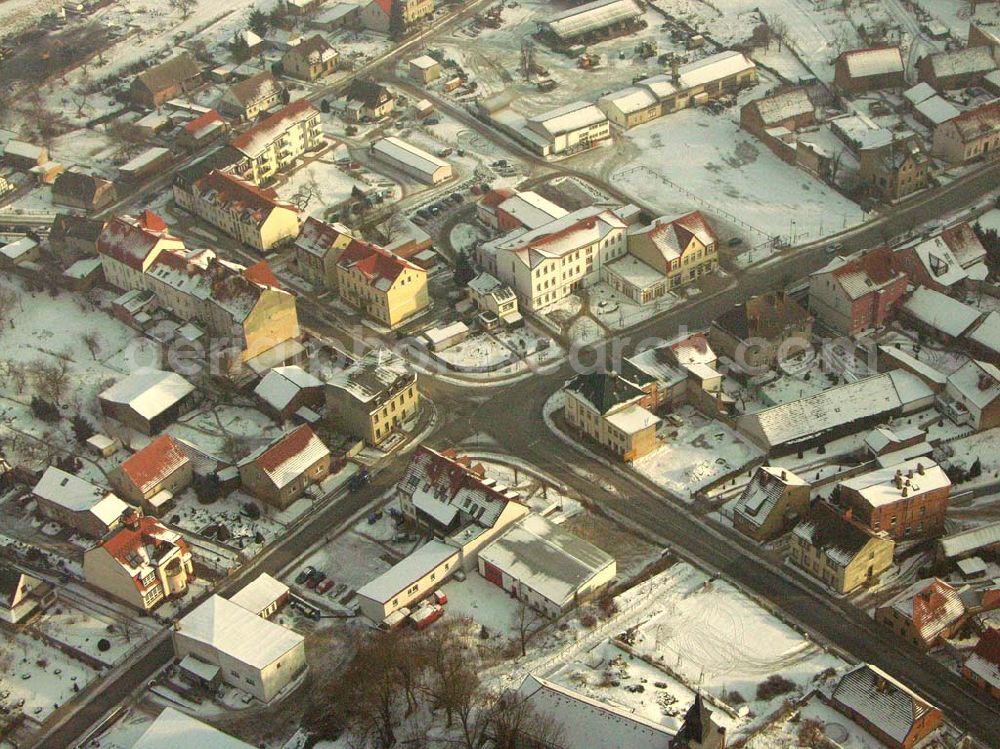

left=316, top=578, right=335, bottom=594
left=306, top=571, right=326, bottom=589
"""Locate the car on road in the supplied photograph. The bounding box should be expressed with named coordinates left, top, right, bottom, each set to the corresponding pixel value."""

left=826, top=242, right=844, bottom=254
left=348, top=468, right=370, bottom=492
left=450, top=192, right=464, bottom=204
left=295, top=566, right=316, bottom=585
left=316, top=578, right=335, bottom=594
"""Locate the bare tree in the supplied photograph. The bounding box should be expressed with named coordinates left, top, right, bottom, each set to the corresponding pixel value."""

left=7, top=361, right=27, bottom=394
left=169, top=0, right=197, bottom=19
left=337, top=630, right=406, bottom=748
left=82, top=332, right=102, bottom=360
left=770, top=17, right=788, bottom=52
left=0, top=286, right=17, bottom=327
left=32, top=358, right=71, bottom=406
left=488, top=690, right=568, bottom=749
left=512, top=596, right=542, bottom=657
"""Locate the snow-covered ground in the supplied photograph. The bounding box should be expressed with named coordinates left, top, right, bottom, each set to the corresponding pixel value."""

left=33, top=606, right=142, bottom=667
left=633, top=407, right=763, bottom=501
left=0, top=628, right=97, bottom=723
left=275, top=159, right=369, bottom=220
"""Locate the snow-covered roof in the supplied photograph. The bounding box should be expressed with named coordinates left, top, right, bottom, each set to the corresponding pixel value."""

left=175, top=595, right=303, bottom=670
left=133, top=707, right=254, bottom=749
left=881, top=577, right=964, bottom=643
left=230, top=99, right=318, bottom=158
left=599, top=86, right=659, bottom=115
left=99, top=369, right=195, bottom=421
left=902, top=235, right=968, bottom=287
left=840, top=458, right=950, bottom=509
left=966, top=311, right=1000, bottom=355
left=748, top=88, right=814, bottom=126
left=33, top=467, right=129, bottom=526
left=118, top=435, right=190, bottom=496
left=840, top=47, right=904, bottom=79
left=946, top=359, right=1000, bottom=410
left=902, top=286, right=980, bottom=337
left=627, top=210, right=717, bottom=264
left=865, top=424, right=924, bottom=454
left=478, top=514, right=615, bottom=607
left=733, top=466, right=807, bottom=530
left=3, top=139, right=45, bottom=161
left=490, top=206, right=625, bottom=268
left=239, top=425, right=329, bottom=490
left=543, top=0, right=642, bottom=41
left=940, top=521, right=1000, bottom=558
left=0, top=236, right=38, bottom=261
left=468, top=272, right=515, bottom=302
left=228, top=572, right=288, bottom=616
left=423, top=321, right=469, bottom=347
left=356, top=540, right=458, bottom=605
left=638, top=74, right=678, bottom=100
left=738, top=372, right=930, bottom=448
left=914, top=95, right=960, bottom=126
left=327, top=348, right=414, bottom=405
left=497, top=191, right=568, bottom=229
left=254, top=365, right=323, bottom=412
left=410, top=55, right=439, bottom=70
left=605, top=403, right=660, bottom=435
left=903, top=82, right=936, bottom=105
left=372, top=136, right=449, bottom=177
left=832, top=664, right=937, bottom=744
left=678, top=50, right=755, bottom=90
left=119, top=147, right=170, bottom=173
left=516, top=674, right=677, bottom=749
left=925, top=46, right=997, bottom=80
left=527, top=101, right=607, bottom=137
left=876, top=345, right=947, bottom=386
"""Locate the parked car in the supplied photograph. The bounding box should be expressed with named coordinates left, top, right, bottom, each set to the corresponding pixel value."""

left=317, top=578, right=335, bottom=594
left=827, top=242, right=845, bottom=254
left=410, top=602, right=444, bottom=630
left=450, top=192, right=464, bottom=203
left=417, top=208, right=432, bottom=219
left=306, top=570, right=327, bottom=589
left=432, top=590, right=448, bottom=605
left=348, top=468, right=370, bottom=492
left=295, top=566, right=316, bottom=585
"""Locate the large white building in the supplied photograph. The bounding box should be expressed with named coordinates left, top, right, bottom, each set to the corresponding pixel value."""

left=371, top=137, right=453, bottom=184
left=173, top=594, right=306, bottom=703
left=133, top=708, right=255, bottom=749
left=479, top=206, right=628, bottom=311
left=523, top=101, right=610, bottom=156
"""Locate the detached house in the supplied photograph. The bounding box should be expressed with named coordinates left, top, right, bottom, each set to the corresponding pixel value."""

left=788, top=502, right=895, bottom=594
left=52, top=170, right=117, bottom=212
left=875, top=577, right=966, bottom=649
left=396, top=446, right=530, bottom=570
left=238, top=424, right=331, bottom=509
left=623, top=210, right=718, bottom=294
left=932, top=100, right=1000, bottom=165
left=293, top=216, right=354, bottom=288
left=345, top=79, right=395, bottom=121
left=839, top=458, right=951, bottom=540
left=228, top=99, right=323, bottom=185
left=740, top=88, right=816, bottom=140
left=808, top=247, right=908, bottom=336
left=732, top=466, right=810, bottom=542
left=830, top=664, right=943, bottom=749
left=130, top=53, right=202, bottom=109
left=335, top=239, right=429, bottom=328
left=918, top=46, right=997, bottom=91
left=83, top=512, right=194, bottom=610
left=710, top=291, right=812, bottom=373
left=467, top=272, right=521, bottom=327
left=563, top=370, right=660, bottom=461
left=173, top=169, right=300, bottom=251
left=360, top=0, right=434, bottom=34
left=177, top=109, right=229, bottom=151
left=891, top=234, right=967, bottom=292
left=325, top=348, right=419, bottom=445
left=282, top=35, right=338, bottom=81
left=32, top=466, right=133, bottom=538
left=112, top=434, right=193, bottom=510
left=858, top=135, right=931, bottom=202
left=834, top=46, right=905, bottom=92
left=0, top=564, right=55, bottom=626
left=99, top=369, right=196, bottom=435
left=220, top=72, right=285, bottom=121
left=945, top=359, right=1000, bottom=429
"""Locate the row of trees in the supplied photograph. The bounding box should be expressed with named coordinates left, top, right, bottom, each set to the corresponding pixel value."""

left=303, top=621, right=564, bottom=748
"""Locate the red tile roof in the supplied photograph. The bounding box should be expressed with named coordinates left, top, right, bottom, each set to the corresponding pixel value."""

left=337, top=239, right=418, bottom=288
left=974, top=627, right=1000, bottom=664
left=184, top=109, right=223, bottom=136
left=119, top=435, right=189, bottom=495
left=255, top=425, right=317, bottom=474
left=194, top=170, right=297, bottom=227
left=100, top=514, right=189, bottom=586
left=97, top=212, right=181, bottom=270
left=480, top=188, right=514, bottom=209
left=243, top=260, right=281, bottom=289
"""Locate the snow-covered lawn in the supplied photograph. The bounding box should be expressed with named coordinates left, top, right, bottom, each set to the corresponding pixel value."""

left=33, top=607, right=141, bottom=667
left=438, top=573, right=527, bottom=640
left=633, top=407, right=763, bottom=501
left=0, top=629, right=97, bottom=722
left=611, top=100, right=864, bottom=243
left=449, top=222, right=485, bottom=253
left=743, top=692, right=888, bottom=749
left=275, top=159, right=368, bottom=219
left=167, top=405, right=283, bottom=460
left=434, top=333, right=515, bottom=370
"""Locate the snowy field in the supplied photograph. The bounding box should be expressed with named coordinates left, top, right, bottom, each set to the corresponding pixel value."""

left=633, top=407, right=763, bottom=501
left=0, top=629, right=97, bottom=723
left=275, top=160, right=369, bottom=220
left=33, top=606, right=141, bottom=667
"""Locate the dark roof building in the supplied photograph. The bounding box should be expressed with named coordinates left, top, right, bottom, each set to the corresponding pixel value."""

left=130, top=53, right=202, bottom=109
left=52, top=169, right=117, bottom=212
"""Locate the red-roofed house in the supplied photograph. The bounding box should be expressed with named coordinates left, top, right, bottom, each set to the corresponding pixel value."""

left=963, top=627, right=1000, bottom=700
left=97, top=212, right=186, bottom=290
left=173, top=169, right=300, bottom=250
left=112, top=435, right=193, bottom=510
left=875, top=578, right=966, bottom=649
left=624, top=210, right=719, bottom=293
left=336, top=240, right=429, bottom=328
left=238, top=425, right=331, bottom=508
left=177, top=110, right=229, bottom=151
left=475, top=188, right=514, bottom=228
left=808, top=247, right=908, bottom=336
left=228, top=99, right=322, bottom=185
left=932, top=100, right=1000, bottom=165
left=83, top=513, right=194, bottom=610
left=360, top=0, right=433, bottom=34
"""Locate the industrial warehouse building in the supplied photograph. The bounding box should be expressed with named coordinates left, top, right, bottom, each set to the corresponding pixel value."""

left=540, top=0, right=643, bottom=45
left=371, top=137, right=453, bottom=184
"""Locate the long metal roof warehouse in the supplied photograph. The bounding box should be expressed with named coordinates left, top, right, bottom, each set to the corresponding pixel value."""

left=542, top=0, right=642, bottom=42
left=371, top=136, right=453, bottom=185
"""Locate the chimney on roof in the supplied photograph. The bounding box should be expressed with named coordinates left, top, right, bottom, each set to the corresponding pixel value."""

left=907, top=469, right=914, bottom=479
left=902, top=486, right=909, bottom=498
left=917, top=462, right=924, bottom=475
left=781, top=469, right=787, bottom=481
left=122, top=508, right=140, bottom=531
left=894, top=474, right=903, bottom=489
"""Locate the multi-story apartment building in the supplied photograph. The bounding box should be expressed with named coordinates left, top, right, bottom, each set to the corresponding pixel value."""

left=335, top=239, right=429, bottom=328
left=482, top=206, right=628, bottom=312
left=96, top=211, right=187, bottom=291
left=293, top=216, right=355, bottom=289
left=228, top=100, right=323, bottom=186
left=173, top=169, right=300, bottom=251
left=83, top=512, right=194, bottom=610
left=839, top=458, right=951, bottom=540
left=325, top=348, right=419, bottom=445
left=808, top=247, right=908, bottom=336
left=563, top=371, right=660, bottom=462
